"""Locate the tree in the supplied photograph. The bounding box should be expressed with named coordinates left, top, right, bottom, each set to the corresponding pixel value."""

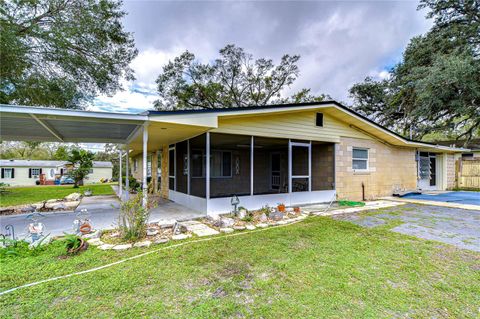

left=155, top=44, right=306, bottom=110
left=0, top=0, right=137, bottom=108
left=349, top=0, right=480, bottom=144
left=67, top=148, right=94, bottom=188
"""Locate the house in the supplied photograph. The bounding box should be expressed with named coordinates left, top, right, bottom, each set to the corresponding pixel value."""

left=436, top=139, right=480, bottom=159
left=0, top=101, right=467, bottom=215
left=0, top=159, right=113, bottom=186
left=125, top=101, right=466, bottom=215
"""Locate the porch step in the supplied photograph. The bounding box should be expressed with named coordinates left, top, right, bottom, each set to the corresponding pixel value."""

left=178, top=220, right=220, bottom=237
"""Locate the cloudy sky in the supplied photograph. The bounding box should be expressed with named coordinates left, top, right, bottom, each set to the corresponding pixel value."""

left=92, top=0, right=433, bottom=114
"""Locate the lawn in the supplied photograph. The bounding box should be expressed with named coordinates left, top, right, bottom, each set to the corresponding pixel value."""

left=0, top=184, right=116, bottom=207
left=1, top=217, right=479, bottom=318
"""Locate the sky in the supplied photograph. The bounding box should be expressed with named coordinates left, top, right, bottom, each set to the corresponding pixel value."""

left=91, top=0, right=433, bottom=114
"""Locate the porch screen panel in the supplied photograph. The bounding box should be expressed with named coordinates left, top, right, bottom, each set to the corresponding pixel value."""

left=168, top=148, right=175, bottom=191
left=311, top=142, right=335, bottom=191
left=189, top=134, right=206, bottom=198
left=253, top=137, right=289, bottom=195
left=210, top=133, right=251, bottom=198
left=175, top=141, right=188, bottom=194
left=291, top=144, right=309, bottom=192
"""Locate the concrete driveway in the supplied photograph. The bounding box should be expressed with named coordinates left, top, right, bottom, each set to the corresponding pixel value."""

left=0, top=195, right=205, bottom=239
left=333, top=204, right=480, bottom=252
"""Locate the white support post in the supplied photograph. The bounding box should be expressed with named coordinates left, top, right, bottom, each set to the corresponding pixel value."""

left=118, top=149, right=123, bottom=199
left=125, top=145, right=129, bottom=200
left=142, top=124, right=148, bottom=208
left=187, top=139, right=191, bottom=195
left=206, top=132, right=210, bottom=200
left=288, top=139, right=292, bottom=193
left=174, top=145, right=177, bottom=191
left=250, top=136, right=254, bottom=196
left=308, top=141, right=312, bottom=192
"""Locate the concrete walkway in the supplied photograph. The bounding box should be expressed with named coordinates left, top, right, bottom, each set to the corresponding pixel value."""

left=0, top=194, right=205, bottom=239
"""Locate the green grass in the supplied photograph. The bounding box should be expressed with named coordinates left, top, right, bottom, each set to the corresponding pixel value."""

left=0, top=184, right=115, bottom=207
left=1, top=217, right=479, bottom=318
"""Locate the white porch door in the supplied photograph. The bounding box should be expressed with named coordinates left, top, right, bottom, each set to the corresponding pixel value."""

left=418, top=153, right=438, bottom=190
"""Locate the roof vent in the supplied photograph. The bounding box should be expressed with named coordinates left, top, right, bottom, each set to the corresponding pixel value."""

left=315, top=113, right=324, bottom=127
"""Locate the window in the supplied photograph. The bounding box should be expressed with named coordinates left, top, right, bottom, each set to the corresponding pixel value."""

left=352, top=148, right=368, bottom=170
left=2, top=168, right=14, bottom=179
left=191, top=149, right=205, bottom=178
left=211, top=151, right=232, bottom=178
left=315, top=113, right=324, bottom=127
left=31, top=168, right=41, bottom=177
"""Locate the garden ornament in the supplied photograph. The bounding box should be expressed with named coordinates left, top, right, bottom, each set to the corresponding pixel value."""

left=73, top=208, right=93, bottom=235
left=230, top=195, right=240, bottom=214
left=26, top=212, right=46, bottom=242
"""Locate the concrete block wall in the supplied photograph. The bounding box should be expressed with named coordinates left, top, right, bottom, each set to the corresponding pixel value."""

left=335, top=137, right=417, bottom=201
left=446, top=154, right=456, bottom=189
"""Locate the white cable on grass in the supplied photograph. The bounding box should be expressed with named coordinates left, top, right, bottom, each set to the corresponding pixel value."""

left=0, top=219, right=304, bottom=296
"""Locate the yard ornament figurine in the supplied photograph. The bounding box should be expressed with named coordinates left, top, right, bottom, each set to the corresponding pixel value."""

left=26, top=212, right=46, bottom=242
left=231, top=195, right=240, bottom=214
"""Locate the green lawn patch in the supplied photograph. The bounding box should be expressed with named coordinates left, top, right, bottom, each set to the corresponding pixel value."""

left=1, top=217, right=478, bottom=318
left=0, top=184, right=115, bottom=207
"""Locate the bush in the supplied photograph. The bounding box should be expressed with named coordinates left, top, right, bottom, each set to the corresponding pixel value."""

left=118, top=192, right=151, bottom=241
left=122, top=176, right=141, bottom=191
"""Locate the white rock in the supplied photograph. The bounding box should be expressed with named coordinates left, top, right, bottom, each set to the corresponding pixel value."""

left=133, top=240, right=151, bottom=248
left=219, top=227, right=234, bottom=233
left=172, top=234, right=192, bottom=241
left=63, top=201, right=80, bottom=210
left=220, top=218, right=235, bottom=228
left=276, top=220, right=288, bottom=225
left=52, top=203, right=67, bottom=211
left=236, top=209, right=247, bottom=219
left=158, top=219, right=177, bottom=228
left=98, top=244, right=115, bottom=250
left=245, top=224, right=256, bottom=230
left=83, top=230, right=101, bottom=239
left=256, top=223, right=268, bottom=228
left=154, top=238, right=169, bottom=244
left=146, top=228, right=159, bottom=236
left=113, top=244, right=132, bottom=250
left=32, top=202, right=45, bottom=210
left=65, top=192, right=81, bottom=202
left=233, top=225, right=246, bottom=231
left=46, top=199, right=61, bottom=204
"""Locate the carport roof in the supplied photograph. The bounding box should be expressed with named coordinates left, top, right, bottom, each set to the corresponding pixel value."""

left=0, top=104, right=147, bottom=143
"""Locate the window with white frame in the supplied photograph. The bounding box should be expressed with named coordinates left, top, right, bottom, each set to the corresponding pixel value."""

left=31, top=168, right=41, bottom=177
left=352, top=148, right=369, bottom=170
left=211, top=151, right=232, bottom=178
left=2, top=168, right=14, bottom=178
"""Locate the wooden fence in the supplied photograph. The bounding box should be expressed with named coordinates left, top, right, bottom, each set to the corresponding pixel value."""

left=456, top=159, right=480, bottom=189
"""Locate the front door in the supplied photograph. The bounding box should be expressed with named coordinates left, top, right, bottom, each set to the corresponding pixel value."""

left=418, top=152, right=437, bottom=190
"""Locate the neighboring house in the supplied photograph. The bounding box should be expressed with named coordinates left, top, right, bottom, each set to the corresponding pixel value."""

left=126, top=102, right=467, bottom=215
left=436, top=139, right=480, bottom=159
left=0, top=160, right=113, bottom=186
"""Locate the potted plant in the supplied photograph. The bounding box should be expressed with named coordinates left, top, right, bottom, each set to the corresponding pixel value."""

left=277, top=203, right=286, bottom=212
left=293, top=206, right=301, bottom=214
left=62, top=233, right=88, bottom=254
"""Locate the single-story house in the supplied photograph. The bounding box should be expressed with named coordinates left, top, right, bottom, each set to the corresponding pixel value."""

left=0, top=159, right=113, bottom=186
left=124, top=101, right=466, bottom=215
left=0, top=101, right=467, bottom=215
left=436, top=139, right=480, bottom=159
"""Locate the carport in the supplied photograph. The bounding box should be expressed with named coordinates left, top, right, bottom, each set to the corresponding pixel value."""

left=0, top=104, right=150, bottom=205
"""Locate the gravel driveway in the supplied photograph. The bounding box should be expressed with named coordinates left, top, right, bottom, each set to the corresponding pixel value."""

left=333, top=204, right=480, bottom=252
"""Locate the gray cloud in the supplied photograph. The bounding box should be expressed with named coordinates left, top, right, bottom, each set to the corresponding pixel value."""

left=92, top=0, right=432, bottom=112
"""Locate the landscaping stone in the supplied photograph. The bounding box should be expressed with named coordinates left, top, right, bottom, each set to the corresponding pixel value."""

left=134, top=240, right=151, bottom=248
left=268, top=211, right=284, bottom=221
left=146, top=228, right=159, bottom=236
left=220, top=227, right=234, bottom=233
left=20, top=205, right=36, bottom=213
left=46, top=199, right=61, bottom=204
left=158, top=219, right=177, bottom=228
left=172, top=234, right=192, bottom=241
left=258, top=213, right=268, bottom=222
left=237, top=209, right=247, bottom=219
left=98, top=244, right=115, bottom=250
left=233, top=225, right=246, bottom=231
left=154, top=238, right=169, bottom=244
left=32, top=202, right=45, bottom=210
left=256, top=223, right=268, bottom=228
left=245, top=224, right=256, bottom=230
left=52, top=203, right=67, bottom=211
left=65, top=192, right=82, bottom=202
left=83, top=229, right=102, bottom=239
left=113, top=244, right=132, bottom=250
left=220, top=217, right=235, bottom=228
left=178, top=220, right=220, bottom=237
left=63, top=201, right=80, bottom=210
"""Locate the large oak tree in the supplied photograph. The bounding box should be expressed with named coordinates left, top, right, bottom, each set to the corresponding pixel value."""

left=0, top=0, right=137, bottom=108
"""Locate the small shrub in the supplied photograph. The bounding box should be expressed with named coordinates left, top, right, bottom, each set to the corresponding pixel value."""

left=118, top=192, right=151, bottom=241
left=0, top=182, right=9, bottom=193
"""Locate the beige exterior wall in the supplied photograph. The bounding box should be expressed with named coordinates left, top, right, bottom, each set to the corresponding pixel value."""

left=445, top=154, right=456, bottom=189
left=85, top=167, right=113, bottom=184
left=335, top=137, right=417, bottom=201
left=212, top=111, right=373, bottom=143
